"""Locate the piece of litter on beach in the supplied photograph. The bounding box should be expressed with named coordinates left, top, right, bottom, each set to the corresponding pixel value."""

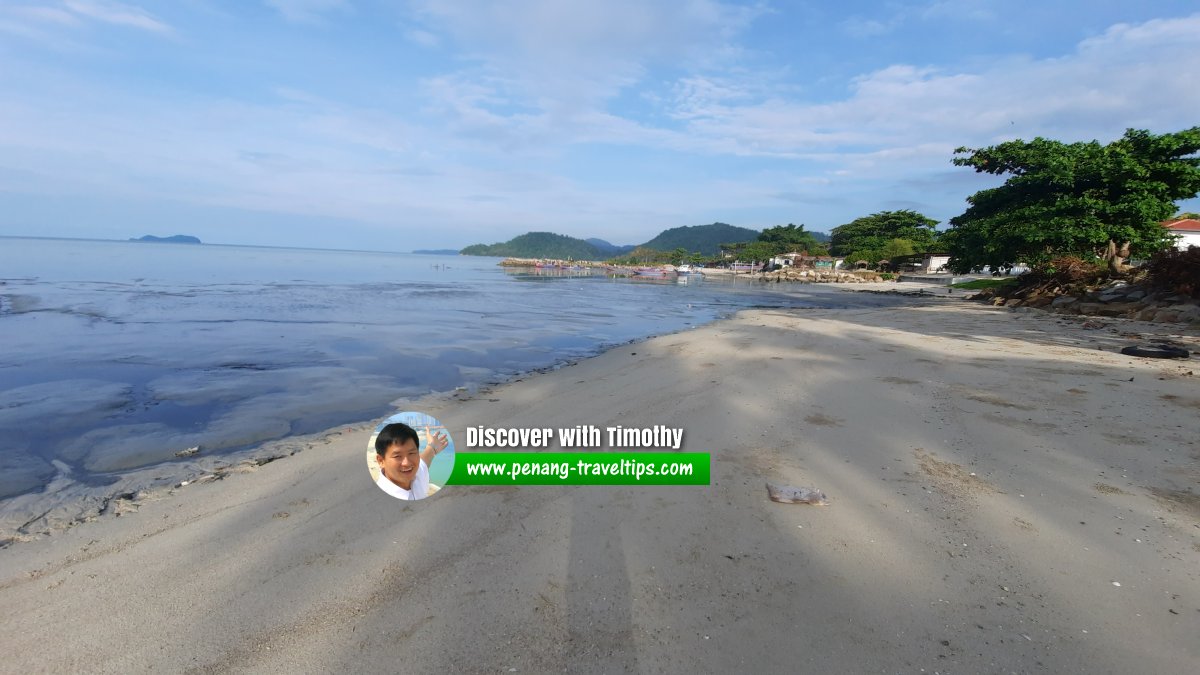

left=766, top=483, right=829, bottom=505
left=174, top=446, right=200, bottom=458
left=1112, top=581, right=1121, bottom=587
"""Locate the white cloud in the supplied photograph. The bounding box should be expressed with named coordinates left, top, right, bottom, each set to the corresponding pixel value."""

left=8, top=5, right=81, bottom=25
left=408, top=0, right=760, bottom=104
left=663, top=13, right=1200, bottom=163
left=404, top=27, right=438, bottom=47
left=63, top=0, right=171, bottom=33
left=843, top=0, right=995, bottom=38
left=2, top=6, right=1198, bottom=244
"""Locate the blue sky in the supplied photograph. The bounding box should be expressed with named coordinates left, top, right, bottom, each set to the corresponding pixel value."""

left=1, top=1, right=1198, bottom=251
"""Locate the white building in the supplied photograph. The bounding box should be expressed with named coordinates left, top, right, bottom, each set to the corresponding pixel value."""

left=1166, top=218, right=1200, bottom=250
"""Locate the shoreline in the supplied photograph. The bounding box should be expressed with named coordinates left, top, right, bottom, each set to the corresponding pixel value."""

left=0, top=283, right=933, bottom=543
left=2, top=297, right=1197, bottom=671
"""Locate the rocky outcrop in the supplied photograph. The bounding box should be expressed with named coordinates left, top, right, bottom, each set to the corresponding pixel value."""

left=759, top=269, right=885, bottom=283
left=982, top=279, right=1200, bottom=325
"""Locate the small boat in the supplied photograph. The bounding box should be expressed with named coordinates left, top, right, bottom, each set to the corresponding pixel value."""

left=634, top=266, right=676, bottom=277
left=676, top=264, right=702, bottom=275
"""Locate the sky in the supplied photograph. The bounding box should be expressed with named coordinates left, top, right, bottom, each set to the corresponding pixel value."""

left=1, top=1, right=1198, bottom=251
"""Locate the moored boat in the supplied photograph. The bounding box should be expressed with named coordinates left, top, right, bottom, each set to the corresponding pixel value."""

left=634, top=265, right=677, bottom=277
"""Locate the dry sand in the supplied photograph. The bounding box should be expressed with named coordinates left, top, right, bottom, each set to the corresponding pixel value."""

left=1, top=299, right=1198, bottom=673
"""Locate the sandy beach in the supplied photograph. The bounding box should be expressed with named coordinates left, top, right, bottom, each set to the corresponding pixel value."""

left=1, top=296, right=1198, bottom=673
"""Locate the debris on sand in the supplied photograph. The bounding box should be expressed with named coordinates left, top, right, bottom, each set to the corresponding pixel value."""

left=766, top=483, right=830, bottom=505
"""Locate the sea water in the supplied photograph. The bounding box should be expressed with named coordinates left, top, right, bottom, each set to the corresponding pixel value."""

left=0, top=237, right=906, bottom=503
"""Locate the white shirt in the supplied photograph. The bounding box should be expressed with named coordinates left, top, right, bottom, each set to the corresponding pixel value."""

left=375, top=458, right=430, bottom=500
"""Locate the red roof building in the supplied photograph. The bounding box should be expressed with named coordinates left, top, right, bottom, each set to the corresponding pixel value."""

left=1165, top=218, right=1200, bottom=250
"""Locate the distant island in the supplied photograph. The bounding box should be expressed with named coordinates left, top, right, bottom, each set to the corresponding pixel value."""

left=459, top=223, right=760, bottom=259
left=411, top=249, right=460, bottom=255
left=130, top=235, right=202, bottom=244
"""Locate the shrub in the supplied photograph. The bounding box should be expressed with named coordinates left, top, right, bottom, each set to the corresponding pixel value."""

left=1143, top=246, right=1200, bottom=298
left=1024, top=256, right=1106, bottom=287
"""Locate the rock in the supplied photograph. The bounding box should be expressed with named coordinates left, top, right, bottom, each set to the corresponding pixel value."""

left=1125, top=290, right=1146, bottom=301
left=1174, top=305, right=1200, bottom=323
left=1094, top=302, right=1140, bottom=317
left=1051, top=296, right=1079, bottom=308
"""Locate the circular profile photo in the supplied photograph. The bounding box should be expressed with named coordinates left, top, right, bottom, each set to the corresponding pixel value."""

left=366, top=411, right=456, bottom=501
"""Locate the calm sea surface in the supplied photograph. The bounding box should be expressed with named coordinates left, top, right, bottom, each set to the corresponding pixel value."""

left=0, top=237, right=907, bottom=499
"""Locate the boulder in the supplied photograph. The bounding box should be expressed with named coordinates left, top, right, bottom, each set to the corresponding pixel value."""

left=1093, top=302, right=1141, bottom=318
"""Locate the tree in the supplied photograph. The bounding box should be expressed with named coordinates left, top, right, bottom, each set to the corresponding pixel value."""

left=829, top=211, right=939, bottom=258
left=668, top=247, right=692, bottom=265
left=880, top=238, right=916, bottom=260
left=757, top=223, right=827, bottom=256
left=943, top=127, right=1200, bottom=274
left=611, top=246, right=669, bottom=265
left=716, top=240, right=773, bottom=265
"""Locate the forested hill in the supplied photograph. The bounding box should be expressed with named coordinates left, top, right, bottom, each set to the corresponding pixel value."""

left=459, top=222, right=765, bottom=259
left=639, top=223, right=759, bottom=255
left=460, top=232, right=603, bottom=259
left=585, top=238, right=636, bottom=256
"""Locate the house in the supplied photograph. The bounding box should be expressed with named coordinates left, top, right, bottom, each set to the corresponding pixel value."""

left=891, top=253, right=951, bottom=274
left=772, top=252, right=845, bottom=269
left=921, top=253, right=952, bottom=273
left=1165, top=218, right=1200, bottom=250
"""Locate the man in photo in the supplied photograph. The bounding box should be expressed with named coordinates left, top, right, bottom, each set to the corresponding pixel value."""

left=374, top=422, right=448, bottom=500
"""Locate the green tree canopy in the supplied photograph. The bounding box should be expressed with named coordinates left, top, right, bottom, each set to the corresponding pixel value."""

left=720, top=240, right=777, bottom=264
left=880, top=238, right=916, bottom=260
left=757, top=223, right=827, bottom=255
left=829, top=210, right=939, bottom=258
left=640, top=223, right=758, bottom=256
left=609, top=246, right=671, bottom=265
left=460, top=232, right=603, bottom=259
left=943, top=127, right=1200, bottom=273
left=667, top=247, right=693, bottom=265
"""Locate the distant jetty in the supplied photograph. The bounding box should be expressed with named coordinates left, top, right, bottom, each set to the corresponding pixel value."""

left=130, top=235, right=202, bottom=244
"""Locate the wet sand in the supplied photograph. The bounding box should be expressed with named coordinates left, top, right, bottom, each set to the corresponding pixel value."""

left=1, top=300, right=1198, bottom=673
